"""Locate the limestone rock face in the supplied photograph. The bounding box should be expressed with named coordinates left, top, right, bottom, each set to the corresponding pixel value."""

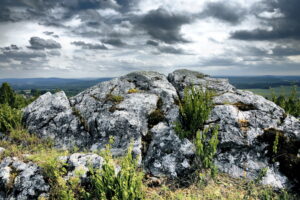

left=23, top=91, right=90, bottom=149
left=22, top=69, right=300, bottom=190
left=0, top=157, right=49, bottom=200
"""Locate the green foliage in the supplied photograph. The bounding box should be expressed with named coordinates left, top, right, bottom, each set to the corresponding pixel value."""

left=0, top=104, right=22, bottom=133
left=194, top=126, right=219, bottom=178
left=0, top=82, right=15, bottom=106
left=0, top=82, right=33, bottom=109
left=175, top=86, right=214, bottom=139
left=0, top=127, right=53, bottom=160
left=29, top=150, right=80, bottom=200
left=255, top=167, right=268, bottom=184
left=88, top=142, right=144, bottom=200
left=271, top=85, right=300, bottom=117
left=106, top=94, right=124, bottom=104
left=174, top=86, right=218, bottom=177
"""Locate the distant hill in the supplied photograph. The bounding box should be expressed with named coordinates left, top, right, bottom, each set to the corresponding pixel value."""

left=215, top=76, right=300, bottom=89
left=1, top=75, right=299, bottom=97
left=0, top=78, right=113, bottom=96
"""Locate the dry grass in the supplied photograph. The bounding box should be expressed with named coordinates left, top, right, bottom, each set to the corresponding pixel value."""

left=144, top=173, right=297, bottom=200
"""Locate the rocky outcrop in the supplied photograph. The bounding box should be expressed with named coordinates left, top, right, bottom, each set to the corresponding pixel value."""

left=0, top=157, right=49, bottom=200
left=22, top=69, right=300, bottom=190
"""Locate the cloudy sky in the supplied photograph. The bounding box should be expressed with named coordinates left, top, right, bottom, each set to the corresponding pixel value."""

left=0, top=0, right=299, bottom=78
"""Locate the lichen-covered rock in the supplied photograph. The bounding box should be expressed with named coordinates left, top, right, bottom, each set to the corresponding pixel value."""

left=22, top=69, right=300, bottom=190
left=23, top=91, right=90, bottom=149
left=61, top=153, right=104, bottom=180
left=168, top=69, right=236, bottom=96
left=0, top=157, right=49, bottom=200
left=207, top=90, right=294, bottom=188
left=144, top=122, right=194, bottom=177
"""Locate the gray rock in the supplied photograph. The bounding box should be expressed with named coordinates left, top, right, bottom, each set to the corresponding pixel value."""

left=168, top=69, right=236, bottom=96
left=279, top=115, right=300, bottom=140
left=23, top=91, right=90, bottom=149
left=22, top=69, right=300, bottom=189
left=0, top=157, right=49, bottom=200
left=144, top=122, right=194, bottom=177
left=63, top=153, right=104, bottom=179
left=23, top=71, right=179, bottom=160
left=0, top=147, right=5, bottom=154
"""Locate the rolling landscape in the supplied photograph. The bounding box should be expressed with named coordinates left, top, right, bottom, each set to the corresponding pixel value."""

left=1, top=75, right=299, bottom=97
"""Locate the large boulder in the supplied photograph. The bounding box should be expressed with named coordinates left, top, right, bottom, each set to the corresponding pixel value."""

left=22, top=69, right=300, bottom=189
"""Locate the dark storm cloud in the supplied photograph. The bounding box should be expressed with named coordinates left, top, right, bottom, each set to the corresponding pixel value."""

left=272, top=45, right=300, bottom=56
left=0, top=49, right=46, bottom=62
left=0, top=45, right=20, bottom=51
left=200, top=2, right=245, bottom=24
left=44, top=31, right=54, bottom=36
left=200, top=57, right=239, bottom=66
left=28, top=37, right=62, bottom=50
left=231, top=0, right=300, bottom=40
left=146, top=40, right=159, bottom=46
left=158, top=46, right=186, bottom=55
left=71, top=41, right=108, bottom=49
left=0, top=0, right=119, bottom=24
left=139, top=8, right=191, bottom=44
left=101, top=38, right=126, bottom=47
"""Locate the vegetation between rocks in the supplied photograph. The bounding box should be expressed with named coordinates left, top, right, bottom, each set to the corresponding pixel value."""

left=271, top=85, right=300, bottom=117
left=174, top=86, right=214, bottom=139
left=174, top=86, right=219, bottom=178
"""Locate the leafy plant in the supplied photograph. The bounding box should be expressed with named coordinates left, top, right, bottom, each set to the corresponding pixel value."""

left=175, top=86, right=214, bottom=139
left=88, top=142, right=144, bottom=200
left=271, top=85, right=300, bottom=117
left=194, top=126, right=219, bottom=178
left=0, top=104, right=22, bottom=133
left=0, top=82, right=33, bottom=109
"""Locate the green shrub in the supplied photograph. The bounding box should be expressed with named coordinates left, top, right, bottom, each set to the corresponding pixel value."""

left=175, top=86, right=214, bottom=139
left=0, top=82, right=32, bottom=109
left=88, top=143, right=144, bottom=200
left=0, top=82, right=15, bottom=106
left=194, top=126, right=219, bottom=178
left=271, top=85, right=300, bottom=117
left=0, top=104, right=22, bottom=133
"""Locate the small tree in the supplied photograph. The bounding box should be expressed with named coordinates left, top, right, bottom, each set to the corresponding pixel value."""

left=0, top=82, right=15, bottom=106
